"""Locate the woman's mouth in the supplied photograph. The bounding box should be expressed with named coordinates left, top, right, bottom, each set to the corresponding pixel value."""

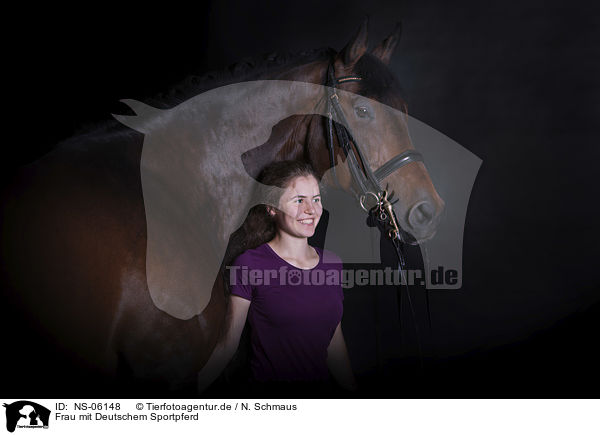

left=298, top=218, right=315, bottom=226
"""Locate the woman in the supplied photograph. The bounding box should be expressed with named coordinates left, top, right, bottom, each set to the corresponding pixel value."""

left=198, top=160, right=356, bottom=396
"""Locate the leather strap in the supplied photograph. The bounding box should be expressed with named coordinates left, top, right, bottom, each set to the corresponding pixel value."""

left=374, top=150, right=424, bottom=182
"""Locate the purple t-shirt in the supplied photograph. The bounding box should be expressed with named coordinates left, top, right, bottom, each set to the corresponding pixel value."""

left=229, top=243, right=344, bottom=382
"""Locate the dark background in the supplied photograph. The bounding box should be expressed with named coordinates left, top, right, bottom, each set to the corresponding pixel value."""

left=3, top=0, right=599, bottom=397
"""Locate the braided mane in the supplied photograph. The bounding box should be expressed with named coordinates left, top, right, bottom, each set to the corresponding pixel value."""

left=66, top=47, right=336, bottom=143
left=146, top=47, right=336, bottom=108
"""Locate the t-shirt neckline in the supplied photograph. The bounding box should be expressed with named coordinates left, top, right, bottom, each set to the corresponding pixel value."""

left=263, top=243, right=322, bottom=271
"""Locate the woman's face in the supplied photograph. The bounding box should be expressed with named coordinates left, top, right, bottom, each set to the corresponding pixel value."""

left=272, top=175, right=322, bottom=239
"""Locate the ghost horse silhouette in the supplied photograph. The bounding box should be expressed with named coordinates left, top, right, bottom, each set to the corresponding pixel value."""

left=0, top=19, right=444, bottom=394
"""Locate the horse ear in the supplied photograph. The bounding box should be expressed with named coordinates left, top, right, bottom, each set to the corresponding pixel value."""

left=372, top=22, right=402, bottom=65
left=339, top=17, right=369, bottom=66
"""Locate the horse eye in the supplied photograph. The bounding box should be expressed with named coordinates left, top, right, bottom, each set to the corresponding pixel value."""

left=355, top=106, right=370, bottom=118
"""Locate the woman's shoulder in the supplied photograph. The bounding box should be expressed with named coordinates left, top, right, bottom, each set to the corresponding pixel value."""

left=314, top=246, right=343, bottom=266
left=231, top=243, right=274, bottom=267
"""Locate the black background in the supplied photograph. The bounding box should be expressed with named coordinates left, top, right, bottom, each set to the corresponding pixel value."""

left=3, top=0, right=599, bottom=397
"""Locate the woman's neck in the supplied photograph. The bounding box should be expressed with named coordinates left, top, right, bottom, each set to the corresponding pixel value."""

left=268, top=232, right=314, bottom=261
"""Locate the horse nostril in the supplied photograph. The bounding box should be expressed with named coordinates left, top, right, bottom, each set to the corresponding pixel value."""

left=408, top=201, right=434, bottom=229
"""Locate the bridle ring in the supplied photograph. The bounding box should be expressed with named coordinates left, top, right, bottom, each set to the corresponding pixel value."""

left=359, top=191, right=381, bottom=213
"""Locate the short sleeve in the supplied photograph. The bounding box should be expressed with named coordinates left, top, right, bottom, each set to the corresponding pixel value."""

left=228, top=255, right=253, bottom=301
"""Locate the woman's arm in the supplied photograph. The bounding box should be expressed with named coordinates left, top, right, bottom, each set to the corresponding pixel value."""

left=326, top=322, right=358, bottom=391
left=197, top=295, right=250, bottom=393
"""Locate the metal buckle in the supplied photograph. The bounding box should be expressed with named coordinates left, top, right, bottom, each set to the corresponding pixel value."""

left=360, top=190, right=403, bottom=241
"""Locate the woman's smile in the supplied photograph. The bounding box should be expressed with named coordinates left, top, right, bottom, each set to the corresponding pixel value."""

left=272, top=175, right=322, bottom=239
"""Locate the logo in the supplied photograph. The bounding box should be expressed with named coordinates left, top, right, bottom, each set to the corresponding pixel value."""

left=3, top=401, right=50, bottom=432
left=114, top=81, right=481, bottom=320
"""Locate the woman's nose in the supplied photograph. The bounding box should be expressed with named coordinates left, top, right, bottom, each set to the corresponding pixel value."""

left=304, top=201, right=315, bottom=214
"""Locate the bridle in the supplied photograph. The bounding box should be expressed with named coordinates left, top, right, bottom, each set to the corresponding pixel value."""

left=324, top=62, right=423, bottom=249
left=324, top=61, right=429, bottom=365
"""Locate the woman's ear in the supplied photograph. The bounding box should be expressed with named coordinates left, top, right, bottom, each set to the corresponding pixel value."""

left=266, top=206, right=276, bottom=217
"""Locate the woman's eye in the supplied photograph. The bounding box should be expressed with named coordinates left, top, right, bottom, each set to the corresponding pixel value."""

left=313, top=198, right=320, bottom=203
left=355, top=106, right=370, bottom=118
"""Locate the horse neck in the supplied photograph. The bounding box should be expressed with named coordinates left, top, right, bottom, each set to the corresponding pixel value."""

left=266, top=58, right=329, bottom=85
left=254, top=58, right=336, bottom=172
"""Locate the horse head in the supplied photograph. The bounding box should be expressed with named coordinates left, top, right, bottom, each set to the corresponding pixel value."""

left=309, top=19, right=445, bottom=242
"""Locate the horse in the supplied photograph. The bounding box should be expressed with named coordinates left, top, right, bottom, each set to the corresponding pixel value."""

left=0, top=19, right=444, bottom=395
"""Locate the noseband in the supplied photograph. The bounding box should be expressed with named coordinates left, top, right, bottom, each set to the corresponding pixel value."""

left=324, top=62, right=423, bottom=246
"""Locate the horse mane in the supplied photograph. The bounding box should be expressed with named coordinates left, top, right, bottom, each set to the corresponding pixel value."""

left=66, top=47, right=336, bottom=144
left=146, top=46, right=336, bottom=108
